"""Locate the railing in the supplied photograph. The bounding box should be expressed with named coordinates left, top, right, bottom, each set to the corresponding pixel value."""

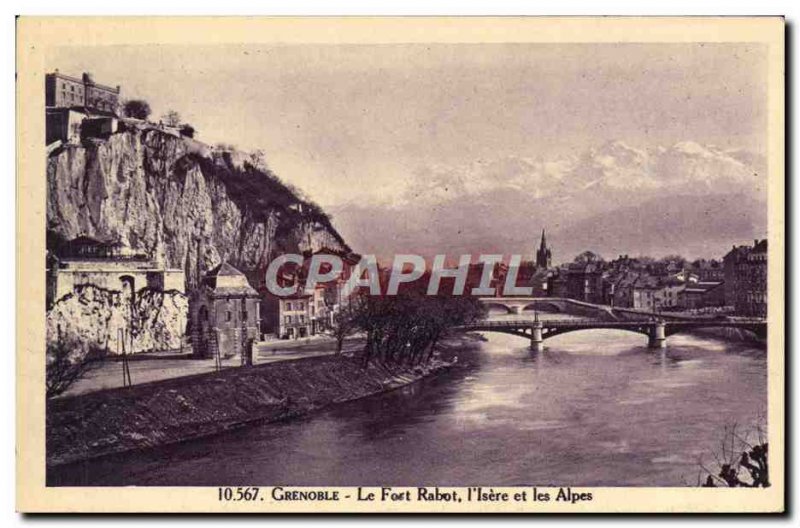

left=459, top=318, right=766, bottom=329
left=460, top=319, right=645, bottom=328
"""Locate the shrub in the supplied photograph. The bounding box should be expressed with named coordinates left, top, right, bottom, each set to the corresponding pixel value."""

left=122, top=99, right=152, bottom=120
left=179, top=124, right=196, bottom=138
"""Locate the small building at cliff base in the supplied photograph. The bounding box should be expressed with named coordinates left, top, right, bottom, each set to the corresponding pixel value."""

left=190, top=262, right=261, bottom=361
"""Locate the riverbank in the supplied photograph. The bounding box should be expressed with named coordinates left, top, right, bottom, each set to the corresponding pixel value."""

left=46, top=351, right=457, bottom=467
left=685, top=327, right=767, bottom=346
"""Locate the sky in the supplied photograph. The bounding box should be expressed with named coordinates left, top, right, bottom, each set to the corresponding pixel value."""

left=47, top=43, right=768, bottom=260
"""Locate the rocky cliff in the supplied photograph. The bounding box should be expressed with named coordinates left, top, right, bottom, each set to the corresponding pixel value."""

left=47, top=127, right=349, bottom=291
left=46, top=284, right=188, bottom=354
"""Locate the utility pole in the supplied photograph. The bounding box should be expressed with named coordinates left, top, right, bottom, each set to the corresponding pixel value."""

left=118, top=328, right=132, bottom=387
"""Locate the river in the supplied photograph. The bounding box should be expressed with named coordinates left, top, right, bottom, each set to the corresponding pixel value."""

left=49, top=327, right=767, bottom=487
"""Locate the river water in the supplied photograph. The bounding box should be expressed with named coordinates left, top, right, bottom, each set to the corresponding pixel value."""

left=49, top=327, right=767, bottom=487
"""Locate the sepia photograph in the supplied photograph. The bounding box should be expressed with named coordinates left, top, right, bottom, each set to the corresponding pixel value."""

left=15, top=16, right=785, bottom=513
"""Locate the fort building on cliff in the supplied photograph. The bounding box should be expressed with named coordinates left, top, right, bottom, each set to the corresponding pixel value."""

left=46, top=70, right=120, bottom=113
left=46, top=236, right=185, bottom=307
left=45, top=70, right=122, bottom=145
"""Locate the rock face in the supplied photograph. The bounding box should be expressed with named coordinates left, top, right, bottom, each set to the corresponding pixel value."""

left=46, top=285, right=188, bottom=354
left=46, top=127, right=349, bottom=353
left=47, top=128, right=349, bottom=291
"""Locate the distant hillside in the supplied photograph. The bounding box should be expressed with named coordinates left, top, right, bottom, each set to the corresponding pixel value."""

left=552, top=193, right=768, bottom=260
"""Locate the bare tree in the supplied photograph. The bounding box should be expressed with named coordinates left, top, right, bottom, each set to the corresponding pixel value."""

left=698, top=423, right=769, bottom=488
left=46, top=337, right=107, bottom=398
left=161, top=110, right=181, bottom=127
left=324, top=295, right=363, bottom=355
left=248, top=149, right=268, bottom=170
left=351, top=277, right=486, bottom=369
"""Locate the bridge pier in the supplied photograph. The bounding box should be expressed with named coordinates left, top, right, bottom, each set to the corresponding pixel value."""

left=648, top=321, right=666, bottom=349
left=530, top=318, right=544, bottom=352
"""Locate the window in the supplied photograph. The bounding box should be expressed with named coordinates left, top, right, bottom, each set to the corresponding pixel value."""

left=299, top=302, right=304, bottom=310
left=299, top=315, right=305, bottom=323
left=286, top=302, right=293, bottom=311
left=226, top=311, right=232, bottom=322
left=284, top=315, right=292, bottom=324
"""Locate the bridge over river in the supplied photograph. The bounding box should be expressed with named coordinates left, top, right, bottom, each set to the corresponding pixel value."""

left=466, top=297, right=767, bottom=351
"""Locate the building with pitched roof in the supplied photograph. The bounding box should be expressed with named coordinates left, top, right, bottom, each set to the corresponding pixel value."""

left=190, top=262, right=261, bottom=360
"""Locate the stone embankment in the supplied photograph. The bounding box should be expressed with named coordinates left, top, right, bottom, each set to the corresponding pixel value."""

left=46, top=354, right=452, bottom=467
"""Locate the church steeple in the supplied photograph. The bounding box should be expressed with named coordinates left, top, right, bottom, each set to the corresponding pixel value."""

left=536, top=229, right=552, bottom=269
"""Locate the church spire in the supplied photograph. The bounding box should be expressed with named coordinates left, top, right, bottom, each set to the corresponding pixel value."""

left=536, top=228, right=552, bottom=269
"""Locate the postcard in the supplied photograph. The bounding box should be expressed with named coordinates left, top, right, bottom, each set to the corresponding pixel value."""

left=16, top=16, right=784, bottom=513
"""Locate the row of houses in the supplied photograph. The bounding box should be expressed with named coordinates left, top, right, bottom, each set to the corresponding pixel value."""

left=449, top=232, right=765, bottom=316
left=522, top=240, right=767, bottom=315
left=270, top=248, right=361, bottom=340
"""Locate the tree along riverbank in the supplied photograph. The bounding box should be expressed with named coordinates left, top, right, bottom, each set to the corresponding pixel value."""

left=46, top=349, right=462, bottom=467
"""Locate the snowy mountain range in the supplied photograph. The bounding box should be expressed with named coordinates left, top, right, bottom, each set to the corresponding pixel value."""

left=330, top=140, right=768, bottom=262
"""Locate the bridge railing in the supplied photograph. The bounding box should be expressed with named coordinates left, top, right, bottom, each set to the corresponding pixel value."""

left=459, top=319, right=645, bottom=328
left=458, top=318, right=766, bottom=329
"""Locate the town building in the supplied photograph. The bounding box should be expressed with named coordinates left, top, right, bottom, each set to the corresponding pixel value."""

left=547, top=266, right=570, bottom=298
left=260, top=247, right=361, bottom=339
left=677, top=281, right=726, bottom=310
left=604, top=270, right=640, bottom=308
left=627, top=275, right=686, bottom=312
left=563, top=261, right=605, bottom=304
left=723, top=239, right=767, bottom=317
left=190, top=262, right=261, bottom=361
left=723, top=244, right=752, bottom=307
left=278, top=293, right=314, bottom=339
left=689, top=259, right=725, bottom=282
left=630, top=275, right=661, bottom=312
left=502, top=260, right=552, bottom=297
left=528, top=268, right=552, bottom=297
left=46, top=236, right=184, bottom=307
